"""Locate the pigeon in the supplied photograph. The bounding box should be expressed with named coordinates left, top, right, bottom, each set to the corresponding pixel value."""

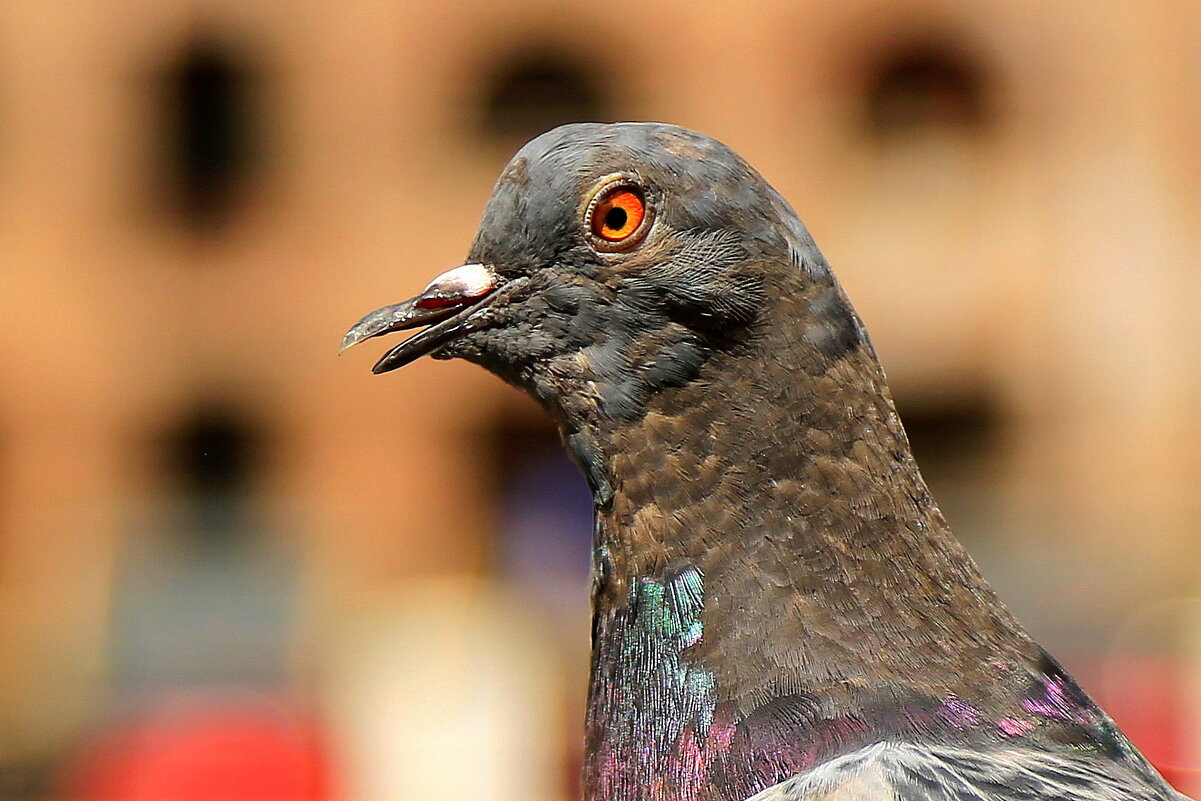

left=342, top=123, right=1189, bottom=801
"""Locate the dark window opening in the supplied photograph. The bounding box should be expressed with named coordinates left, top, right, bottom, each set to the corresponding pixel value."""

left=893, top=391, right=1003, bottom=548
left=900, top=394, right=999, bottom=467
left=112, top=400, right=293, bottom=692
left=156, top=402, right=265, bottom=549
left=156, top=34, right=260, bottom=230
left=484, top=410, right=593, bottom=615
left=860, top=38, right=992, bottom=140
left=477, top=49, right=612, bottom=147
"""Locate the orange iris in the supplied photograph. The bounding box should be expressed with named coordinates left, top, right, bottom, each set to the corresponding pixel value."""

left=591, top=187, right=646, bottom=242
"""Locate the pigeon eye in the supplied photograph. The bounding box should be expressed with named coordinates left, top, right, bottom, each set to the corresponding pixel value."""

left=586, top=183, right=649, bottom=250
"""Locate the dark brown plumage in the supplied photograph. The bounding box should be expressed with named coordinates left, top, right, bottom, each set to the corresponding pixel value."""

left=343, top=122, right=1187, bottom=801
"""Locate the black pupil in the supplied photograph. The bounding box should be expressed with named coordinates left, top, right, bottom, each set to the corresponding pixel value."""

left=604, top=205, right=627, bottom=231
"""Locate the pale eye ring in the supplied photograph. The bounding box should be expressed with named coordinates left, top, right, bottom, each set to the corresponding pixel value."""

left=585, top=181, right=651, bottom=252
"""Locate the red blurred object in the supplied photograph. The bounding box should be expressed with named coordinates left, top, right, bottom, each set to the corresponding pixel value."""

left=59, top=696, right=333, bottom=801
left=1082, top=655, right=1199, bottom=794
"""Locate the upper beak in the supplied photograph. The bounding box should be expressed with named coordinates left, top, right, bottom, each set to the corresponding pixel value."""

left=341, top=263, right=498, bottom=373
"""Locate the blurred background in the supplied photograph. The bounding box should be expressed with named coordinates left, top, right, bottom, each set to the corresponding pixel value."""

left=0, top=1, right=1199, bottom=799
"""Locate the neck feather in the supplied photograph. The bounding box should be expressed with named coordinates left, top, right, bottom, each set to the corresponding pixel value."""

left=570, top=281, right=1131, bottom=800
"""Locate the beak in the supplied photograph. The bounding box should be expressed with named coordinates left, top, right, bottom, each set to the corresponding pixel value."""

left=341, top=263, right=498, bottom=373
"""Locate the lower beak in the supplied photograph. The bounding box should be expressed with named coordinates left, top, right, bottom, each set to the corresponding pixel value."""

left=341, top=263, right=497, bottom=373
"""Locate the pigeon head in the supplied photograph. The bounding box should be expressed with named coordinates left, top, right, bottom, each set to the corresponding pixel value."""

left=343, top=122, right=856, bottom=424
